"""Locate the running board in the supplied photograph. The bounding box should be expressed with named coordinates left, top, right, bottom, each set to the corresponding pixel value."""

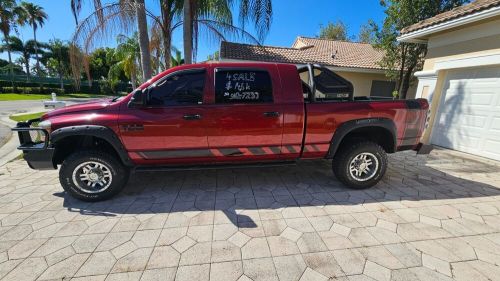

left=133, top=161, right=297, bottom=172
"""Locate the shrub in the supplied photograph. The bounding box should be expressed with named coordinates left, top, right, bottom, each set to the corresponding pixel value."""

left=0, top=86, right=65, bottom=95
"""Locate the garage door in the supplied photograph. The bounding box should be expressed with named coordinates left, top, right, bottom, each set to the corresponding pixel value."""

left=431, top=66, right=500, bottom=161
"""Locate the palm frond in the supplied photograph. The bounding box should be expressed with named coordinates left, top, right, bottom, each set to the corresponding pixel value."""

left=237, top=0, right=272, bottom=42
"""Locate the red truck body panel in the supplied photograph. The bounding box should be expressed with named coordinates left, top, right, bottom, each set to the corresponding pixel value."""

left=43, top=62, right=428, bottom=167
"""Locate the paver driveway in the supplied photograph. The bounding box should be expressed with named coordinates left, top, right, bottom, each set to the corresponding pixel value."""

left=0, top=148, right=500, bottom=281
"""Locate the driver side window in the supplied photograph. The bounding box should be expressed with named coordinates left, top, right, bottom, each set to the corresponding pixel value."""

left=148, top=69, right=206, bottom=106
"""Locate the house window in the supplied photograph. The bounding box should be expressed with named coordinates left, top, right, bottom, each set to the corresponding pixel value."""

left=370, top=80, right=396, bottom=97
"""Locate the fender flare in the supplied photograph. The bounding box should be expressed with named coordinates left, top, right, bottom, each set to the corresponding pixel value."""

left=50, top=125, right=133, bottom=166
left=325, top=118, right=397, bottom=158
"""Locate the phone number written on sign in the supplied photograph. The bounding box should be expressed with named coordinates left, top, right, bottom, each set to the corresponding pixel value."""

left=223, top=72, right=260, bottom=100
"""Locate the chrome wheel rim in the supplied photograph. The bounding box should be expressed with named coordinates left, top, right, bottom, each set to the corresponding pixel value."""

left=349, top=152, right=379, bottom=182
left=72, top=161, right=113, bottom=193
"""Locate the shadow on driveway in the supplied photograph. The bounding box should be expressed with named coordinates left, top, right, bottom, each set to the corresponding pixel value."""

left=56, top=149, right=500, bottom=229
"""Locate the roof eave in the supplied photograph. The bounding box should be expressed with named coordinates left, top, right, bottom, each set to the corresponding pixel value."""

left=397, top=5, right=500, bottom=43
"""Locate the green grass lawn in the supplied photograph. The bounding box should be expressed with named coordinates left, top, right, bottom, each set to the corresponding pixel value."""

left=0, top=93, right=114, bottom=101
left=9, top=111, right=46, bottom=122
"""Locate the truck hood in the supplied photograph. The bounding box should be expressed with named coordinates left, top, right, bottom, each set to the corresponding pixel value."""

left=45, top=99, right=112, bottom=119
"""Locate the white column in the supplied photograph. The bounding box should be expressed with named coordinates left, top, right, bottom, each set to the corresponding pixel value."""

left=414, top=70, right=439, bottom=102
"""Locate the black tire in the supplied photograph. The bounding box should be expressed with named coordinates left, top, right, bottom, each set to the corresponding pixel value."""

left=332, top=141, right=387, bottom=189
left=59, top=150, right=129, bottom=201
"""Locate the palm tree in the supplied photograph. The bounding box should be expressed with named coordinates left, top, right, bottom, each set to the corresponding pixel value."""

left=171, top=46, right=184, bottom=67
left=109, top=34, right=140, bottom=88
left=0, top=36, right=37, bottom=80
left=71, top=0, right=261, bottom=86
left=43, top=40, right=70, bottom=90
left=134, top=0, right=152, bottom=80
left=183, top=0, right=192, bottom=64
left=0, top=0, right=25, bottom=87
left=182, top=0, right=273, bottom=64
left=70, top=0, right=152, bottom=80
left=19, top=1, right=48, bottom=77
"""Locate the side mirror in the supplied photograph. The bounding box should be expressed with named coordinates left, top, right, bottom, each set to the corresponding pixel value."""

left=128, top=88, right=147, bottom=108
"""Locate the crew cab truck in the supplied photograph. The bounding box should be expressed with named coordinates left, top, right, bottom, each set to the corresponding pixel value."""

left=13, top=62, right=432, bottom=201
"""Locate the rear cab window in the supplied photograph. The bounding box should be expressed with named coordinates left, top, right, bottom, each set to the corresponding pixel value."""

left=214, top=69, right=274, bottom=104
left=299, top=66, right=353, bottom=102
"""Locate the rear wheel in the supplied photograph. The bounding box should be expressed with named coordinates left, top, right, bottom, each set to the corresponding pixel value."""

left=332, top=141, right=387, bottom=189
left=59, top=150, right=129, bottom=201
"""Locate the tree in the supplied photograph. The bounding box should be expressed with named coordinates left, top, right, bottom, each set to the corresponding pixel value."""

left=19, top=1, right=48, bottom=76
left=0, top=0, right=25, bottom=87
left=70, top=0, right=152, bottom=80
left=318, top=20, right=349, bottom=41
left=1, top=36, right=37, bottom=80
left=376, top=0, right=469, bottom=99
left=171, top=46, right=184, bottom=66
left=43, top=39, right=71, bottom=89
left=358, top=20, right=378, bottom=44
left=109, top=34, right=140, bottom=88
left=207, top=50, right=219, bottom=61
left=183, top=0, right=193, bottom=64
left=0, top=57, right=23, bottom=75
left=182, top=0, right=273, bottom=63
left=135, top=0, right=152, bottom=80
left=71, top=0, right=261, bottom=82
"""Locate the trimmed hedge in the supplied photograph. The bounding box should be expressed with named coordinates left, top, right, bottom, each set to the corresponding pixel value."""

left=0, top=80, right=132, bottom=95
left=1, top=86, right=66, bottom=95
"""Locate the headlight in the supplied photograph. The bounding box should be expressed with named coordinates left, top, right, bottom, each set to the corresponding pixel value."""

left=38, top=120, right=52, bottom=132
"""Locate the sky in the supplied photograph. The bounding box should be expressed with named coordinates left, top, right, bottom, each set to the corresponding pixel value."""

left=1, top=0, right=387, bottom=63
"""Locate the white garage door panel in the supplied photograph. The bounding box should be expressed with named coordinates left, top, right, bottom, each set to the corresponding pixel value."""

left=432, top=66, right=500, bottom=161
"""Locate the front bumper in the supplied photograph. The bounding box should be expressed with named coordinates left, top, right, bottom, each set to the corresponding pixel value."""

left=414, top=143, right=433, bottom=155
left=11, top=119, right=56, bottom=170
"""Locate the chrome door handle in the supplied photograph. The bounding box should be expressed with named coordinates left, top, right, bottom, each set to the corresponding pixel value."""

left=183, top=114, right=202, bottom=120
left=263, top=111, right=280, bottom=117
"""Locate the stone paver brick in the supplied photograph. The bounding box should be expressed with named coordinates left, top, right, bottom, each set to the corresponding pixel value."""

left=273, top=255, right=307, bottom=281
left=0, top=149, right=499, bottom=280
left=299, top=267, right=328, bottom=281
left=175, top=263, right=210, bottom=281
left=210, top=261, right=243, bottom=281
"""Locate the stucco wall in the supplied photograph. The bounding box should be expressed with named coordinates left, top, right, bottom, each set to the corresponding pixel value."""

left=422, top=17, right=500, bottom=71
left=337, top=70, right=417, bottom=99
left=334, top=70, right=393, bottom=97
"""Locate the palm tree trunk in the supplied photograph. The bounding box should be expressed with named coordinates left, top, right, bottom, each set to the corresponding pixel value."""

left=24, top=57, right=30, bottom=82
left=131, top=72, right=137, bottom=89
left=33, top=26, right=41, bottom=76
left=58, top=59, right=64, bottom=90
left=4, top=36, right=15, bottom=89
left=183, top=0, right=193, bottom=64
left=135, top=0, right=152, bottom=81
left=160, top=0, right=172, bottom=69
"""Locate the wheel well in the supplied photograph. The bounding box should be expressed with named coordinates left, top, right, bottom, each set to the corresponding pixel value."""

left=52, top=135, right=122, bottom=165
left=335, top=126, right=395, bottom=156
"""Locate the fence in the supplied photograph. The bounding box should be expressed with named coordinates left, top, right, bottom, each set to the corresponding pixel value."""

left=0, top=74, right=133, bottom=95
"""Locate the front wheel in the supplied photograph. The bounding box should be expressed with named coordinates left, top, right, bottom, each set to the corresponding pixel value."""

left=59, top=150, right=129, bottom=201
left=332, top=141, right=387, bottom=189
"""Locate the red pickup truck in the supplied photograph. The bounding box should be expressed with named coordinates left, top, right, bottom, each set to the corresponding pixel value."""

left=13, top=62, right=431, bottom=201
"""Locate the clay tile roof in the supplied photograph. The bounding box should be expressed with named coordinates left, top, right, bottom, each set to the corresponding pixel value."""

left=220, top=37, right=386, bottom=70
left=401, top=0, right=500, bottom=34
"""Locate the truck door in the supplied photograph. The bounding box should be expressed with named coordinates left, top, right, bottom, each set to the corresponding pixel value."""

left=206, top=66, right=286, bottom=162
left=118, top=68, right=211, bottom=165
